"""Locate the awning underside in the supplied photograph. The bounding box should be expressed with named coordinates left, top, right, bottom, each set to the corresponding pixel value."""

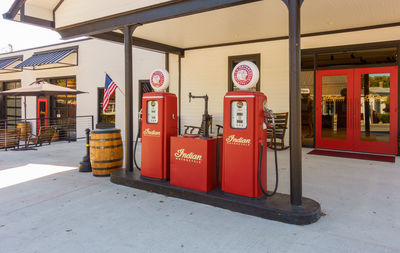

left=14, top=48, right=76, bottom=68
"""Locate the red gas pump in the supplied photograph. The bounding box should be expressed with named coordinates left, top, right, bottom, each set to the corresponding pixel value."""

left=222, top=61, right=269, bottom=198
left=141, top=69, right=177, bottom=179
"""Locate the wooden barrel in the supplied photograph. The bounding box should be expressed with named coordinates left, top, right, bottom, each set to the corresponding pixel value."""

left=17, top=122, right=31, bottom=139
left=90, top=128, right=123, bottom=177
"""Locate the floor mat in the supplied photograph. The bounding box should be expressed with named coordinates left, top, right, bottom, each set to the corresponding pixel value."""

left=308, top=149, right=395, bottom=163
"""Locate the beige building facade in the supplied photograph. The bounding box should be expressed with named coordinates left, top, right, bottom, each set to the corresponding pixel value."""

left=0, top=38, right=165, bottom=140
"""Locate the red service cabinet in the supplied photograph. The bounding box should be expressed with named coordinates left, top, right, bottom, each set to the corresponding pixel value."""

left=170, top=136, right=218, bottom=192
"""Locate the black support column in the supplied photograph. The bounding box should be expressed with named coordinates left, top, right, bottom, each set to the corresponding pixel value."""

left=287, top=0, right=303, bottom=206
left=124, top=25, right=138, bottom=172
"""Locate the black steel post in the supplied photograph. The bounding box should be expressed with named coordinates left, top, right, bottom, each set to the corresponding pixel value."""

left=79, top=128, right=92, bottom=172
left=288, top=0, right=302, bottom=206
left=124, top=25, right=137, bottom=172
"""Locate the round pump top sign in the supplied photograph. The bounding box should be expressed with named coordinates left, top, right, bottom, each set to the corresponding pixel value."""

left=150, top=69, right=170, bottom=91
left=232, top=61, right=259, bottom=90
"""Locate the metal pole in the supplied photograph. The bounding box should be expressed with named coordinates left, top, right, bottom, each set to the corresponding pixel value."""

left=124, top=25, right=137, bottom=172
left=288, top=0, right=302, bottom=206
left=24, top=96, right=27, bottom=148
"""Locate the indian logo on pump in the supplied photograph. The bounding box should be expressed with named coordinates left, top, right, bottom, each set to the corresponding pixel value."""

left=174, top=148, right=202, bottom=164
left=225, top=135, right=251, bottom=146
left=143, top=128, right=161, bottom=137
left=151, top=71, right=164, bottom=88
left=233, top=64, right=253, bottom=86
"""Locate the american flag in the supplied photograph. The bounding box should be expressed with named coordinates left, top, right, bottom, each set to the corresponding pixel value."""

left=103, top=73, right=118, bottom=112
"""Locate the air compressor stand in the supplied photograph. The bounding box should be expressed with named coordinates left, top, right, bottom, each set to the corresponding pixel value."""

left=189, top=92, right=212, bottom=139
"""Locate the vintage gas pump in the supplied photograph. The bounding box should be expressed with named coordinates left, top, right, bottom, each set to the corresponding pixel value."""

left=140, top=69, right=177, bottom=179
left=222, top=61, right=278, bottom=198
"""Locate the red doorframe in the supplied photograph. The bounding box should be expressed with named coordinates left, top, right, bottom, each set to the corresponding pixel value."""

left=316, top=67, right=398, bottom=155
left=37, top=98, right=48, bottom=131
left=315, top=69, right=354, bottom=151
left=353, top=66, right=398, bottom=155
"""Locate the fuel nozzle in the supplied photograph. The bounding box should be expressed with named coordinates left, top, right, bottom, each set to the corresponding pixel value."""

left=138, top=109, right=142, bottom=120
left=263, top=103, right=275, bottom=127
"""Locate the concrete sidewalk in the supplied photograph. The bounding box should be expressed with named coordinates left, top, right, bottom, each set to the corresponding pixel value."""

left=0, top=141, right=399, bottom=253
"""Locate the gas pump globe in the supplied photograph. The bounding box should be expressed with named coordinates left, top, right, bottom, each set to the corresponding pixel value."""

left=232, top=60, right=259, bottom=90
left=150, top=69, right=170, bottom=92
left=141, top=69, right=177, bottom=180
left=222, top=61, right=268, bottom=198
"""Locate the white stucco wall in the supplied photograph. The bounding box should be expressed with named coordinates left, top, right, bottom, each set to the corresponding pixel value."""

left=179, top=40, right=289, bottom=137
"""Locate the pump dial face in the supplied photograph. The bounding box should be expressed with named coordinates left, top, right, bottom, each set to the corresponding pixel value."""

left=231, top=100, right=247, bottom=129
left=147, top=100, right=158, bottom=124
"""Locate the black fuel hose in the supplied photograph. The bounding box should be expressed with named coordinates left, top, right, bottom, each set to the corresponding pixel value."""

left=133, top=121, right=141, bottom=171
left=258, top=127, right=279, bottom=197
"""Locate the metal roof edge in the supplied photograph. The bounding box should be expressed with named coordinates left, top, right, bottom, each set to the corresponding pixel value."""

left=0, top=38, right=91, bottom=57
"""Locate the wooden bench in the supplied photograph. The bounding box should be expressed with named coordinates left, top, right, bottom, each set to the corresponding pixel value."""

left=28, top=126, right=56, bottom=146
left=267, top=112, right=288, bottom=150
left=0, top=128, right=21, bottom=150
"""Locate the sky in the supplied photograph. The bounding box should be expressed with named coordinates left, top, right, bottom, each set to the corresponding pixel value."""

left=0, top=0, right=69, bottom=52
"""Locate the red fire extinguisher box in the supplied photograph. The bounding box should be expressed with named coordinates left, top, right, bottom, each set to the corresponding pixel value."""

left=170, top=136, right=218, bottom=192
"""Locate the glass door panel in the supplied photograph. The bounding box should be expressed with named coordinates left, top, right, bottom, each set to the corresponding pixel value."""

left=316, top=69, right=354, bottom=151
left=354, top=67, right=398, bottom=154
left=360, top=73, right=390, bottom=142
left=321, top=75, right=348, bottom=140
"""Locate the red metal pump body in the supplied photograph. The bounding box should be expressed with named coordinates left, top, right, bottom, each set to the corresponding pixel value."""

left=141, top=92, right=177, bottom=179
left=222, top=90, right=267, bottom=198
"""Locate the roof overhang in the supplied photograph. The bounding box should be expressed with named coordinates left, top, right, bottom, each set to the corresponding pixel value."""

left=4, top=0, right=400, bottom=53
left=2, top=0, right=58, bottom=29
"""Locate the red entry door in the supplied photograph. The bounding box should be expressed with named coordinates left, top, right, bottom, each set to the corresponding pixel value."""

left=353, top=67, right=398, bottom=154
left=316, top=69, right=354, bottom=151
left=37, top=98, right=48, bottom=131
left=316, top=66, right=398, bottom=155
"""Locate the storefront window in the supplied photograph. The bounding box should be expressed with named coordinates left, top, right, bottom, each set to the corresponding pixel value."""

left=45, top=77, right=77, bottom=139
left=49, top=78, right=77, bottom=119
left=1, top=81, right=21, bottom=128
left=316, top=47, right=397, bottom=68
left=98, top=87, right=116, bottom=128
left=301, top=71, right=314, bottom=147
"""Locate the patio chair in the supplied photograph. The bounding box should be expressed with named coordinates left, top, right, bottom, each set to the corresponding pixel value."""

left=28, top=126, right=56, bottom=146
left=267, top=112, right=289, bottom=150
left=0, top=128, right=21, bottom=150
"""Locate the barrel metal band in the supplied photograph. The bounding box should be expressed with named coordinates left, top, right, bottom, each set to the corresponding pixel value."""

left=92, top=129, right=120, bottom=134
left=91, top=157, right=123, bottom=163
left=92, top=165, right=122, bottom=170
left=90, top=144, right=123, bottom=149
left=90, top=138, right=122, bottom=142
